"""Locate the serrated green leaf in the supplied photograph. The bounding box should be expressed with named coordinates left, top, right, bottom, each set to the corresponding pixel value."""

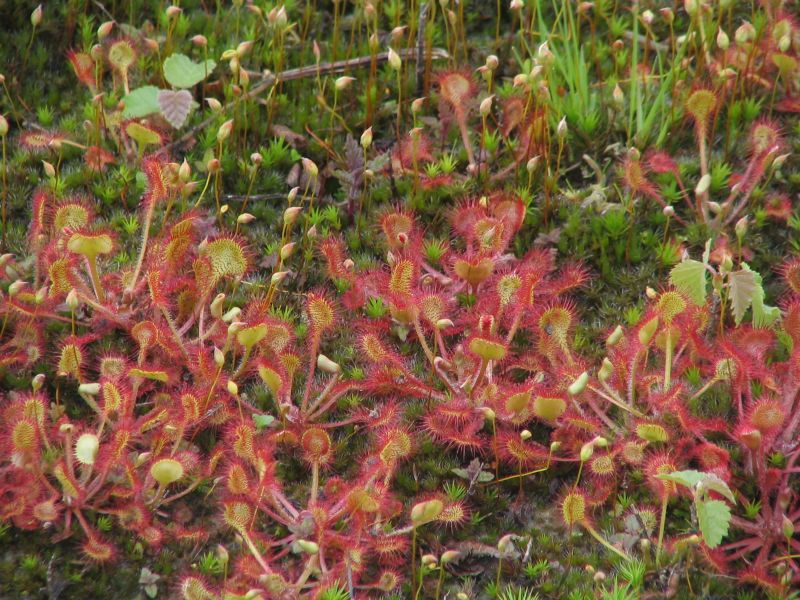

left=669, top=259, right=707, bottom=305
left=728, top=267, right=757, bottom=325
left=163, top=53, right=216, bottom=89
left=696, top=499, right=731, bottom=548
left=657, top=469, right=706, bottom=489
left=657, top=470, right=735, bottom=503
left=750, top=268, right=781, bottom=328
left=122, top=86, right=161, bottom=118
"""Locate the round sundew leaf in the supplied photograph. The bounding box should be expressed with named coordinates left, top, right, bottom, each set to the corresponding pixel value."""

left=533, top=395, right=566, bottom=422
left=75, top=433, right=100, bottom=465
left=181, top=577, right=216, bottom=600
left=157, top=89, right=194, bottom=129
left=237, top=323, right=268, bottom=349
left=163, top=53, right=217, bottom=89
left=150, top=458, right=184, bottom=485
left=67, top=232, right=113, bottom=258
left=561, top=491, right=585, bottom=527
left=468, top=337, right=507, bottom=361
left=636, top=422, right=669, bottom=443
left=223, top=500, right=251, bottom=532
left=126, top=122, right=161, bottom=147
left=685, top=89, right=717, bottom=125
left=410, top=499, right=444, bottom=526
left=505, top=390, right=531, bottom=414
left=205, top=238, right=248, bottom=282
left=257, top=364, right=283, bottom=398
left=122, top=86, right=161, bottom=118
left=53, top=203, right=90, bottom=231
left=108, top=40, right=136, bottom=71
left=11, top=420, right=37, bottom=452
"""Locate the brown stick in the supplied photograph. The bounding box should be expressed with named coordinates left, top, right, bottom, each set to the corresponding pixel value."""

left=165, top=47, right=449, bottom=152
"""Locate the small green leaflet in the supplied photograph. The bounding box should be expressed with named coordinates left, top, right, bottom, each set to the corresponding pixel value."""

left=163, top=53, right=216, bottom=89
left=669, top=259, right=706, bottom=305
left=122, top=86, right=161, bottom=118
left=750, top=267, right=781, bottom=327
left=658, top=469, right=734, bottom=549
left=695, top=499, right=731, bottom=549
left=451, top=467, right=494, bottom=482
left=252, top=414, right=275, bottom=431
left=728, top=268, right=757, bottom=325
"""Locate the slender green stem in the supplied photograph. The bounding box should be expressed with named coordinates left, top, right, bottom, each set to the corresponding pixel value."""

left=127, top=199, right=155, bottom=294
left=86, top=256, right=105, bottom=303
left=1, top=137, right=6, bottom=249
left=434, top=565, right=445, bottom=600
left=656, top=494, right=668, bottom=565
left=584, top=522, right=631, bottom=561
left=310, top=462, right=320, bottom=505
left=664, top=326, right=673, bottom=391
left=232, top=345, right=253, bottom=380
left=411, top=527, right=418, bottom=595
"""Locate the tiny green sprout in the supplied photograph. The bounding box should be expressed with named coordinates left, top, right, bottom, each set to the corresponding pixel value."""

left=35, top=105, right=54, bottom=126
left=523, top=559, right=549, bottom=579
left=423, top=239, right=448, bottom=265
left=21, top=554, right=41, bottom=572
left=97, top=515, right=113, bottom=532
left=319, top=583, right=350, bottom=600
left=120, top=214, right=140, bottom=236
left=197, top=550, right=225, bottom=576
left=443, top=480, right=468, bottom=502
left=365, top=296, right=387, bottom=318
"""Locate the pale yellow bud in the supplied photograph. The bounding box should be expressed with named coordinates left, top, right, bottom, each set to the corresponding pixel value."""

left=387, top=47, right=402, bottom=71
left=279, top=242, right=295, bottom=260
left=31, top=4, right=43, bottom=26
left=360, top=127, right=373, bottom=149
left=283, top=205, right=302, bottom=225
left=335, top=76, right=355, bottom=91
left=98, top=21, right=114, bottom=40
left=217, top=119, right=234, bottom=143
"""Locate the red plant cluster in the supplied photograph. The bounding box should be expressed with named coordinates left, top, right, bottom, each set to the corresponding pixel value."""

left=3, top=156, right=800, bottom=595
left=0, top=154, right=414, bottom=596
left=323, top=196, right=590, bottom=480
left=325, top=199, right=800, bottom=592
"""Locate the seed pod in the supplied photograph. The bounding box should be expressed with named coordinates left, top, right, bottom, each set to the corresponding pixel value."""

left=335, top=76, right=355, bottom=91
left=360, top=127, right=373, bottom=149
left=217, top=120, right=234, bottom=143
left=31, top=4, right=43, bottom=26
left=387, top=47, right=402, bottom=71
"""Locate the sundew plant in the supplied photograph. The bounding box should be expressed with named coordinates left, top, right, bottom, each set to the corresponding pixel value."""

left=1, top=0, right=800, bottom=598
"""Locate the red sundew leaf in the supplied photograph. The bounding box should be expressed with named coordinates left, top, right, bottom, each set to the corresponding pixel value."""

left=775, top=96, right=800, bottom=113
